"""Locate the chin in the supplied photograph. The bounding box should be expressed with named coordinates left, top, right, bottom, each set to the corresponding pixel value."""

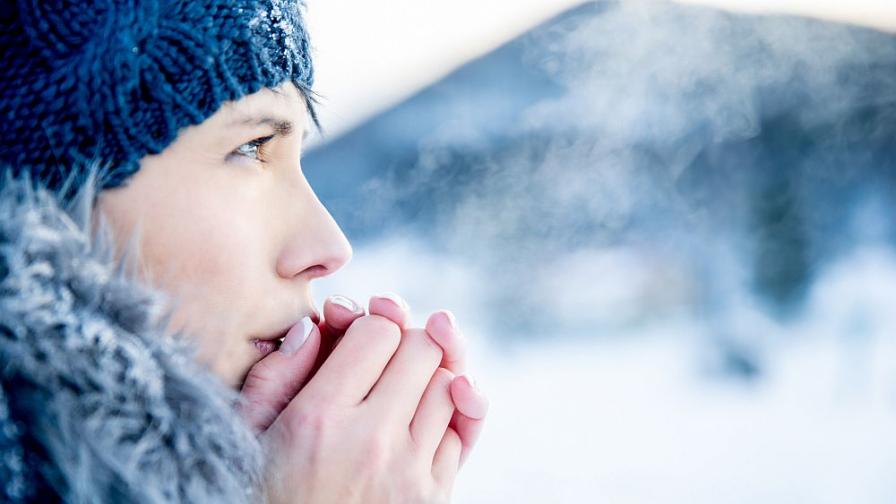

left=203, top=352, right=257, bottom=390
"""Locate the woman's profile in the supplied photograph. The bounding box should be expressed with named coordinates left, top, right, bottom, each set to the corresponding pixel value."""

left=0, top=0, right=487, bottom=502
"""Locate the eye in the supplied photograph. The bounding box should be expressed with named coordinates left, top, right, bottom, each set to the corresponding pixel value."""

left=229, top=135, right=275, bottom=162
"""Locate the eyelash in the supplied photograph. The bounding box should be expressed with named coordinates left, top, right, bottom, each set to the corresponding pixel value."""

left=229, top=135, right=275, bottom=163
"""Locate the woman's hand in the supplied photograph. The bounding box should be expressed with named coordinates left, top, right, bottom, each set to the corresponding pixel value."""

left=237, top=294, right=367, bottom=433
left=423, top=309, right=489, bottom=466
left=239, top=294, right=488, bottom=462
left=260, top=296, right=479, bottom=503
left=238, top=294, right=489, bottom=503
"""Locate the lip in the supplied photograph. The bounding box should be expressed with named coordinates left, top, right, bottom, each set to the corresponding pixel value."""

left=251, top=322, right=292, bottom=358
left=251, top=307, right=320, bottom=356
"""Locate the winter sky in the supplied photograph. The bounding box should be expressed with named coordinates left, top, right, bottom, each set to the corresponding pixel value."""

left=305, top=0, right=896, bottom=142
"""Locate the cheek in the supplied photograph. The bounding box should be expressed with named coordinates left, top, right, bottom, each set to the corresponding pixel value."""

left=95, top=159, right=286, bottom=386
left=101, top=181, right=271, bottom=335
left=143, top=200, right=271, bottom=321
left=142, top=202, right=273, bottom=381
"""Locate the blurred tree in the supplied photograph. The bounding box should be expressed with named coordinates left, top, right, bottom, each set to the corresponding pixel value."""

left=750, top=114, right=812, bottom=318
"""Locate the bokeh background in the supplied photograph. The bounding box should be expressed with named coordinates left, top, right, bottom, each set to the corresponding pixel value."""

left=305, top=1, right=896, bottom=502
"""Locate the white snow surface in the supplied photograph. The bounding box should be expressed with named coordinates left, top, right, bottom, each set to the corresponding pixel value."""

left=316, top=239, right=896, bottom=503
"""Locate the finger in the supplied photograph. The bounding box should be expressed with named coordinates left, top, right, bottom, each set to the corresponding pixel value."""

left=425, top=311, right=467, bottom=374
left=297, top=314, right=402, bottom=406
left=431, top=427, right=462, bottom=489
left=452, top=412, right=486, bottom=467
left=409, top=368, right=456, bottom=461
left=304, top=294, right=412, bottom=407
left=365, top=328, right=443, bottom=424
left=450, top=375, right=488, bottom=466
left=323, top=295, right=365, bottom=333
left=238, top=318, right=320, bottom=434
left=311, top=319, right=337, bottom=380
left=313, top=295, right=366, bottom=375
left=368, top=293, right=411, bottom=329
left=450, top=375, right=488, bottom=420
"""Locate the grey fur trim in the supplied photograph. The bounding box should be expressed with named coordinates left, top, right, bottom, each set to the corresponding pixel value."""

left=0, top=169, right=264, bottom=503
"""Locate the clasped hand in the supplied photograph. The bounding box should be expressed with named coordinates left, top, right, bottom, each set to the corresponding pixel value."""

left=238, top=294, right=488, bottom=503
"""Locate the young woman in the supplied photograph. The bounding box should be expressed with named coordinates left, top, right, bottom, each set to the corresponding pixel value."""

left=0, top=1, right=487, bottom=502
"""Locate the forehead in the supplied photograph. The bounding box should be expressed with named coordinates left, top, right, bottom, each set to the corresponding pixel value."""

left=218, top=82, right=309, bottom=126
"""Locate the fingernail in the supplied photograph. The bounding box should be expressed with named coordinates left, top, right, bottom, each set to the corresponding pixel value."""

left=375, top=292, right=410, bottom=311
left=461, top=374, right=480, bottom=393
left=459, top=375, right=488, bottom=420
left=280, top=316, right=313, bottom=355
left=329, top=294, right=361, bottom=313
left=442, top=310, right=457, bottom=329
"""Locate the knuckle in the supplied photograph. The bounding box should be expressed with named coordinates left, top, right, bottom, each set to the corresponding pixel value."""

left=243, top=358, right=277, bottom=386
left=286, top=404, right=329, bottom=436
left=432, top=367, right=455, bottom=386
left=408, top=328, right=443, bottom=360
left=359, top=433, right=390, bottom=471
left=352, top=315, right=402, bottom=345
left=242, top=366, right=293, bottom=405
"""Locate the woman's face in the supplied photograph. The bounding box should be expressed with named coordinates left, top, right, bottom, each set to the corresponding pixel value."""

left=95, top=83, right=352, bottom=388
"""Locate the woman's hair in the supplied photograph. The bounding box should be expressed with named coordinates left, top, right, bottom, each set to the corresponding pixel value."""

left=0, top=0, right=315, bottom=199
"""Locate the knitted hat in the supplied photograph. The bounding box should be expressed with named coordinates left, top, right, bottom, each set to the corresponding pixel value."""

left=0, top=0, right=315, bottom=196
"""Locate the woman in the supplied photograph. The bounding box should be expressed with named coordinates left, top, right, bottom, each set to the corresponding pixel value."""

left=0, top=0, right=487, bottom=502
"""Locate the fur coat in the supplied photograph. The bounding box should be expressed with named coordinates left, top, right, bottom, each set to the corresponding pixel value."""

left=0, top=173, right=265, bottom=503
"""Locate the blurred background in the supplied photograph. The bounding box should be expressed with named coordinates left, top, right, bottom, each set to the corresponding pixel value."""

left=305, top=1, right=896, bottom=502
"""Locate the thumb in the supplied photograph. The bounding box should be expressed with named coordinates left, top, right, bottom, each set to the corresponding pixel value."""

left=238, top=317, right=321, bottom=434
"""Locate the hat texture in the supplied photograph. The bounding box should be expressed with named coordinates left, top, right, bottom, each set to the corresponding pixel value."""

left=0, top=0, right=314, bottom=194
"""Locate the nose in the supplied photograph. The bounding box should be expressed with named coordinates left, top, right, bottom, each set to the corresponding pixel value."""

left=275, top=177, right=353, bottom=282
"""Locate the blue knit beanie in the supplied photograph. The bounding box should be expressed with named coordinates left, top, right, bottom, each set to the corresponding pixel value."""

left=0, top=0, right=315, bottom=196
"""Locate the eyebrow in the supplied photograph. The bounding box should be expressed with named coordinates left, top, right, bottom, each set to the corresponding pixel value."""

left=231, top=115, right=295, bottom=136
left=232, top=114, right=314, bottom=141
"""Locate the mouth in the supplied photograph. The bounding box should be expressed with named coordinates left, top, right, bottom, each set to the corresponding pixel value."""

left=252, top=334, right=284, bottom=356
left=251, top=308, right=320, bottom=357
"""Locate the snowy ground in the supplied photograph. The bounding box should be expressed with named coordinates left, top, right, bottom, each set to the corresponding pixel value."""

left=316, top=240, right=896, bottom=503
left=454, top=333, right=896, bottom=503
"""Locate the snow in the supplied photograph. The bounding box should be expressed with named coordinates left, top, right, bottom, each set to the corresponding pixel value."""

left=453, top=335, right=896, bottom=503
left=316, top=239, right=896, bottom=503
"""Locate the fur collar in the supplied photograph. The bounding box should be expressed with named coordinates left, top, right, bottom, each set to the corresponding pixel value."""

left=0, top=172, right=263, bottom=503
